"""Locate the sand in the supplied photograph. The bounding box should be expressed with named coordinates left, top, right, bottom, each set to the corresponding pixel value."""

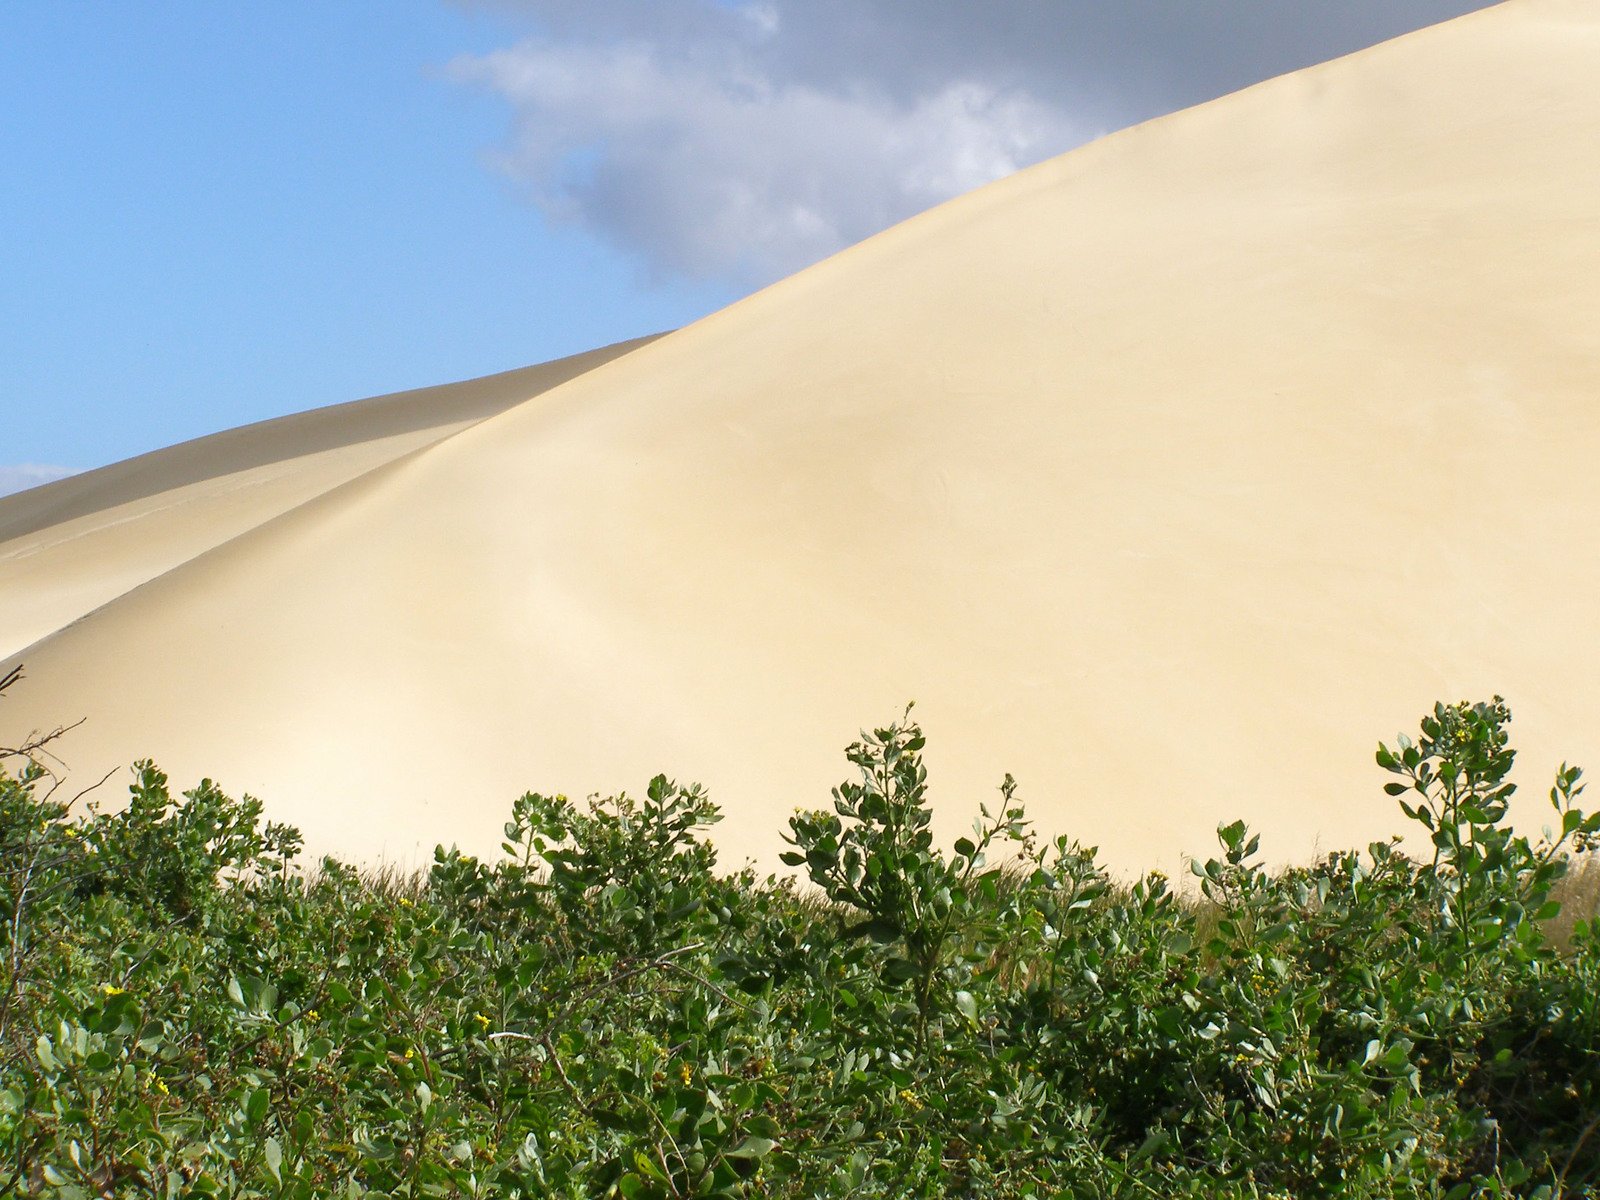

left=3, top=0, right=1598, bottom=876
left=0, top=338, right=657, bottom=661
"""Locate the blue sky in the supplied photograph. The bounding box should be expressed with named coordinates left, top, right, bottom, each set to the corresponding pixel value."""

left=2, top=0, right=1490, bottom=492
left=2, top=2, right=735, bottom=485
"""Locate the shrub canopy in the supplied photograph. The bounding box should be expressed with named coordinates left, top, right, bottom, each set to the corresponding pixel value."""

left=2, top=689, right=1599, bottom=1198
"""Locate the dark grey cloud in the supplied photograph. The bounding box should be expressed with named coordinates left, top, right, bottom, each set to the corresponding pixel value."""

left=450, top=0, right=1497, bottom=286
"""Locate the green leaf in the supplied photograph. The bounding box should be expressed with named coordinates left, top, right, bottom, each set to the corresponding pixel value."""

left=263, top=1137, right=283, bottom=1182
left=246, top=1086, right=271, bottom=1126
left=1500, top=1160, right=1532, bottom=1188
left=726, top=1136, right=777, bottom=1160
left=855, top=918, right=900, bottom=944
left=883, top=957, right=918, bottom=982
left=954, top=991, right=977, bottom=1021
left=1129, top=1129, right=1170, bottom=1163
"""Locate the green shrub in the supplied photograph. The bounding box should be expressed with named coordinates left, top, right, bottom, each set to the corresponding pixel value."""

left=503, top=775, right=723, bottom=957
left=3, top=677, right=1599, bottom=1197
left=781, top=709, right=1030, bottom=1048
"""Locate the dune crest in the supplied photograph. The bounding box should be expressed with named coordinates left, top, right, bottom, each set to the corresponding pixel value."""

left=5, top=0, right=1598, bottom=874
left=0, top=338, right=657, bottom=660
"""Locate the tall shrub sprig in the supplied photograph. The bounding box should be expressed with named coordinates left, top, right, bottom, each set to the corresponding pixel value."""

left=1377, top=697, right=1597, bottom=954
left=782, top=709, right=1029, bottom=1048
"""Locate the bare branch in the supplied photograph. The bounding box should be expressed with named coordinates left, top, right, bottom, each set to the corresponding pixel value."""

left=0, top=663, right=85, bottom=771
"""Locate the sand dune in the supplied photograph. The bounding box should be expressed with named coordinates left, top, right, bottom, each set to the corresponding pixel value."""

left=0, top=338, right=656, bottom=660
left=4, top=0, right=1598, bottom=874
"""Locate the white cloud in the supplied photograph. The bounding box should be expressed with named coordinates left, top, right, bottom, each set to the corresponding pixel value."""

left=450, top=0, right=1493, bottom=287
left=0, top=464, right=78, bottom=499
left=452, top=39, right=1079, bottom=284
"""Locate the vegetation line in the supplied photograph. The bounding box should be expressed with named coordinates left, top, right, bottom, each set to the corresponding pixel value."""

left=2, top=672, right=1599, bottom=1197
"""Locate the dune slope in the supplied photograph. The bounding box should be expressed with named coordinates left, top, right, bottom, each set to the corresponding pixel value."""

left=4, top=0, right=1598, bottom=873
left=0, top=337, right=656, bottom=660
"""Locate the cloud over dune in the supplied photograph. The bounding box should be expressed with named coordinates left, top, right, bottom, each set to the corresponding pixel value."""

left=450, top=0, right=1491, bottom=286
left=451, top=41, right=1075, bottom=284
left=0, top=464, right=77, bottom=499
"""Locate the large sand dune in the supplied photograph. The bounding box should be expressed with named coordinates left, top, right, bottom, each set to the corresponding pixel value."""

left=0, top=338, right=658, bottom=661
left=4, top=0, right=1598, bottom=874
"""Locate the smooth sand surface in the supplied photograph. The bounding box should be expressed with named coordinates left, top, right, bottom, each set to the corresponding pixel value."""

left=4, top=0, right=1598, bottom=875
left=0, top=338, right=657, bottom=660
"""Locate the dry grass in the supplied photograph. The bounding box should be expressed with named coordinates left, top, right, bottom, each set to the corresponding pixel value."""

left=294, top=858, right=429, bottom=900
left=298, top=846, right=1600, bottom=951
left=1105, top=852, right=1600, bottom=955
left=1549, top=853, right=1600, bottom=950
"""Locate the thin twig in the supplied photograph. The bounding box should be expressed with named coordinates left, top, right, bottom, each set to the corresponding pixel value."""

left=1555, top=1108, right=1600, bottom=1198
left=486, top=942, right=709, bottom=1119
left=550, top=942, right=707, bottom=1032
left=659, top=960, right=753, bottom=1012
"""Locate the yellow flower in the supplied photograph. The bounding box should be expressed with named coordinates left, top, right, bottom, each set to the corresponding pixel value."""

left=305, top=1009, right=319, bottom=1022
left=679, top=1063, right=693, bottom=1085
left=155, top=1079, right=169, bottom=1095
left=404, top=1047, right=416, bottom=1061
left=398, top=897, right=413, bottom=908
left=474, top=1013, right=491, bottom=1028
left=100, top=984, right=125, bottom=997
